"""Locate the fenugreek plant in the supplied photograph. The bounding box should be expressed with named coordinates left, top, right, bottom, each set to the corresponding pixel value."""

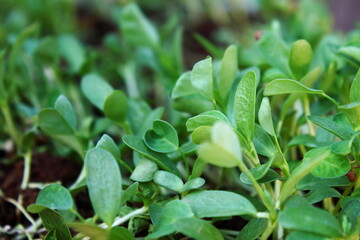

left=1, top=1, right=360, bottom=240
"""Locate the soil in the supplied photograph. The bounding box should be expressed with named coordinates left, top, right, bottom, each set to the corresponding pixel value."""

left=0, top=151, right=85, bottom=228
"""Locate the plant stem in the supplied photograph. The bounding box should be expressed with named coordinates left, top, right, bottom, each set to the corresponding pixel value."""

left=99, top=206, right=148, bottom=229
left=237, top=161, right=276, bottom=219
left=260, top=219, right=278, bottom=240
left=6, top=197, right=36, bottom=226
left=120, top=120, right=133, bottom=135
left=21, top=150, right=32, bottom=190
left=273, top=135, right=290, bottom=178
left=302, top=96, right=315, bottom=136
left=2, top=101, right=21, bottom=148
left=178, top=147, right=189, bottom=179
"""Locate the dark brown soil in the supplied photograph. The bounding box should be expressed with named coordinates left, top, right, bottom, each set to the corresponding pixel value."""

left=0, top=152, right=82, bottom=227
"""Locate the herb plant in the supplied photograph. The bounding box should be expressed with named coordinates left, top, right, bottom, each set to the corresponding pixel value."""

left=1, top=1, right=360, bottom=240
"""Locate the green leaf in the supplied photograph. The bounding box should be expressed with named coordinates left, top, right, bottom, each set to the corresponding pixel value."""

left=130, top=159, right=158, bottom=182
left=330, top=140, right=352, bottom=155
left=38, top=208, right=72, bottom=240
left=58, top=34, right=85, bottom=73
left=197, top=122, right=242, bottom=168
left=103, top=90, right=128, bottom=123
left=181, top=177, right=205, bottom=193
left=297, top=175, right=349, bottom=191
left=219, top=45, right=238, bottom=103
left=311, top=151, right=350, bottom=178
left=153, top=170, right=184, bottom=192
left=280, top=147, right=336, bottom=203
left=236, top=218, right=267, bottom=240
left=172, top=94, right=213, bottom=115
left=339, top=199, right=360, bottom=231
left=338, top=101, right=360, bottom=131
left=120, top=182, right=139, bottom=206
left=176, top=218, right=224, bottom=240
left=191, top=57, right=213, bottom=100
left=234, top=70, right=257, bottom=141
left=67, top=222, right=108, bottom=240
left=96, top=134, right=120, bottom=162
left=54, top=95, right=76, bottom=131
left=146, top=200, right=194, bottom=239
left=122, top=135, right=180, bottom=176
left=308, top=115, right=353, bottom=140
left=305, top=185, right=341, bottom=204
left=81, top=73, right=114, bottom=110
left=338, top=46, right=360, bottom=66
left=279, top=205, right=343, bottom=237
left=350, top=69, right=360, bottom=102
left=253, top=124, right=276, bottom=157
left=85, top=148, right=122, bottom=226
left=286, top=231, right=331, bottom=240
left=108, top=226, right=136, bottom=240
left=288, top=134, right=327, bottom=148
left=44, top=229, right=56, bottom=240
left=144, top=120, right=179, bottom=153
left=172, top=71, right=197, bottom=99
left=191, top=126, right=212, bottom=144
left=264, top=79, right=323, bottom=96
left=289, top=39, right=312, bottom=79
left=35, top=184, right=73, bottom=210
left=186, top=110, right=229, bottom=132
left=120, top=3, right=159, bottom=48
left=39, top=109, right=75, bottom=135
left=258, top=31, right=292, bottom=77
left=258, top=97, right=275, bottom=136
left=0, top=50, right=6, bottom=105
left=182, top=190, right=257, bottom=218
left=240, top=159, right=274, bottom=184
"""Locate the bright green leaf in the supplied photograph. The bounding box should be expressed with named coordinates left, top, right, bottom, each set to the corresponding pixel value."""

left=120, top=182, right=139, bottom=206
left=122, top=135, right=180, bottom=176
left=153, top=170, right=184, bottom=192
left=186, top=110, right=229, bottom=132
left=191, top=126, right=212, bottom=144
left=172, top=71, right=197, bottom=99
left=197, top=122, right=241, bottom=168
left=258, top=97, right=275, bottom=136
left=338, top=101, right=360, bottom=131
left=234, top=70, right=257, bottom=141
left=67, top=222, right=108, bottom=240
left=119, top=3, right=159, bottom=48
left=253, top=124, right=276, bottom=157
left=182, top=190, right=257, bottom=218
left=181, top=177, right=205, bottom=193
left=308, top=115, right=353, bottom=140
left=264, top=79, right=323, bottom=96
left=54, top=95, right=76, bottom=131
left=279, top=205, right=343, bottom=237
left=130, top=159, right=158, bottom=182
left=350, top=69, right=360, bottom=102
left=38, top=208, right=72, bottom=240
left=176, top=218, right=224, bottom=240
left=39, top=109, right=75, bottom=135
left=85, top=148, right=122, bottom=226
left=144, top=120, right=179, bottom=153
left=103, top=90, right=128, bottom=123
left=311, top=151, right=350, bottom=178
left=81, top=74, right=114, bottom=110
left=219, top=45, right=238, bottom=103
left=35, top=184, right=73, bottom=211
left=191, top=57, right=213, bottom=100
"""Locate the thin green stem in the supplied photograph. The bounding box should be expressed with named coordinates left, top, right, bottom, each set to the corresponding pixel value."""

left=321, top=92, right=340, bottom=107
left=260, top=219, right=278, bottom=240
left=6, top=197, right=36, bottom=226
left=21, top=150, right=32, bottom=190
left=333, top=183, right=354, bottom=215
left=2, top=101, right=21, bottom=148
left=237, top=161, right=276, bottom=219
left=302, top=96, right=315, bottom=136
left=273, top=136, right=290, bottom=178
left=212, top=98, right=218, bottom=110
left=178, top=147, right=189, bottom=179
left=120, top=120, right=133, bottom=135
left=70, top=208, right=85, bottom=222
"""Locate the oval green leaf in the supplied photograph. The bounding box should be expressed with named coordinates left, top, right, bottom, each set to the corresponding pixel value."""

left=258, top=97, right=275, bottom=136
left=130, top=159, right=158, bottom=182
left=311, top=151, right=350, bottom=178
left=191, top=57, right=213, bottom=100
left=144, top=120, right=179, bottom=153
left=186, top=110, right=229, bottom=132
left=103, top=90, right=128, bottom=123
left=153, top=170, right=184, bottom=192
left=182, top=190, right=257, bottom=217
left=35, top=184, right=73, bottom=210
left=219, top=45, right=238, bottom=103
left=234, top=70, right=257, bottom=141
left=39, top=109, right=75, bottom=135
left=81, top=73, right=114, bottom=110
left=85, top=148, right=122, bottom=226
left=54, top=95, right=76, bottom=131
left=96, top=134, right=120, bottom=162
left=176, top=218, right=224, bottom=240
